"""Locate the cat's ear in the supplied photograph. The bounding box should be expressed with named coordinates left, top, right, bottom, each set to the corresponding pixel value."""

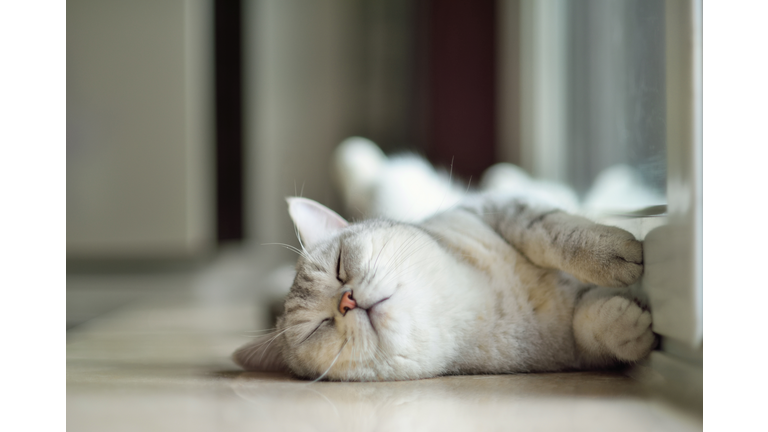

left=232, top=335, right=288, bottom=372
left=287, top=197, right=349, bottom=249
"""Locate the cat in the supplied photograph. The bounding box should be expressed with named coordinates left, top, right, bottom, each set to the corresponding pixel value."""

left=330, top=137, right=663, bottom=224
left=331, top=136, right=467, bottom=222
left=233, top=193, right=656, bottom=381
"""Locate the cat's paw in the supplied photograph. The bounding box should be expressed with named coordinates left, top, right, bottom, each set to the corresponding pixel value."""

left=577, top=225, right=643, bottom=287
left=595, top=296, right=655, bottom=361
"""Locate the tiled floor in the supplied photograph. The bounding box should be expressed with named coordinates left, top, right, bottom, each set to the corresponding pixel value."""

left=67, top=248, right=702, bottom=432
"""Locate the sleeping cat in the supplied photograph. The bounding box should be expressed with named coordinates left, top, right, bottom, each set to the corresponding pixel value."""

left=233, top=194, right=655, bottom=381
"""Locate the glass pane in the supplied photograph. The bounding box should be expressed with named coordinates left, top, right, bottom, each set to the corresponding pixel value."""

left=566, top=0, right=667, bottom=208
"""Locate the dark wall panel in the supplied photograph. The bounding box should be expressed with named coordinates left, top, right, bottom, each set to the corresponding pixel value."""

left=426, top=0, right=497, bottom=181
left=214, top=0, right=244, bottom=242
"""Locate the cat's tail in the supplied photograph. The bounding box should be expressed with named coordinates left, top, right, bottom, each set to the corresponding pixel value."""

left=332, top=137, right=386, bottom=219
left=331, top=137, right=465, bottom=222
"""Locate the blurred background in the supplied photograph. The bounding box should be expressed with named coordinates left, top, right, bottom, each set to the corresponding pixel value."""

left=67, top=0, right=701, bottom=413
left=67, top=0, right=672, bottom=262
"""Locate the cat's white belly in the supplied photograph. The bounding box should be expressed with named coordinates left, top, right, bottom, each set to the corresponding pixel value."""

left=422, top=209, right=582, bottom=374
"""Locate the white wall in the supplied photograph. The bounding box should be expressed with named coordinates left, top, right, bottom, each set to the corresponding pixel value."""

left=67, top=0, right=213, bottom=259
left=244, top=0, right=366, bottom=246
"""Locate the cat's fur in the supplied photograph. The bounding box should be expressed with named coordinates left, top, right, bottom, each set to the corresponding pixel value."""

left=330, top=137, right=663, bottom=221
left=233, top=193, right=655, bottom=381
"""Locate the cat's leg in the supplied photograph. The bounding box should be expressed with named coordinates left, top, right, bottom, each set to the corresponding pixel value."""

left=572, top=287, right=656, bottom=365
left=461, top=196, right=642, bottom=287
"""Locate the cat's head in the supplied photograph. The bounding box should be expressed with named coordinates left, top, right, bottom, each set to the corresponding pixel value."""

left=233, top=197, right=455, bottom=381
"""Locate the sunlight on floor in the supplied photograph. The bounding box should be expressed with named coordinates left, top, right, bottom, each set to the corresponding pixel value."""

left=67, top=250, right=701, bottom=432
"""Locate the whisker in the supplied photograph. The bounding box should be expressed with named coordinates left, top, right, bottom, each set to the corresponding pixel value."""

left=242, top=319, right=317, bottom=366
left=375, top=231, right=420, bottom=276
left=436, top=156, right=455, bottom=214
left=377, top=237, right=438, bottom=287
left=311, top=338, right=349, bottom=383
left=257, top=329, right=289, bottom=360
left=377, top=230, right=425, bottom=278
left=261, top=242, right=309, bottom=260
left=241, top=329, right=280, bottom=337
left=292, top=222, right=315, bottom=262
left=369, top=235, right=395, bottom=281
left=352, top=204, right=365, bottom=218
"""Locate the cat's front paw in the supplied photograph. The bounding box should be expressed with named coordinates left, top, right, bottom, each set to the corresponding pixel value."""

left=596, top=296, right=655, bottom=361
left=578, top=225, right=643, bottom=287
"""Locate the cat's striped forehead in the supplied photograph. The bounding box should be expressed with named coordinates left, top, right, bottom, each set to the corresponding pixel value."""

left=285, top=264, right=332, bottom=307
left=281, top=219, right=400, bottom=319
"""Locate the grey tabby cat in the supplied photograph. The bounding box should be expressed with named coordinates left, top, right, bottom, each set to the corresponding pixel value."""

left=233, top=194, right=655, bottom=381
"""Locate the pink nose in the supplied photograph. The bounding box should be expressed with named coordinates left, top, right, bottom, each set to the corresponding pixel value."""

left=339, top=291, right=357, bottom=315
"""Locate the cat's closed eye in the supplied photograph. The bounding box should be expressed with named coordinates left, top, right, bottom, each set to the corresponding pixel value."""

left=336, top=247, right=345, bottom=284
left=302, top=318, right=332, bottom=344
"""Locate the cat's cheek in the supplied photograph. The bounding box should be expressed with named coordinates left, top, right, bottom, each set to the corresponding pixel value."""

left=367, top=302, right=390, bottom=329
left=382, top=314, right=415, bottom=351
left=292, top=338, right=338, bottom=377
